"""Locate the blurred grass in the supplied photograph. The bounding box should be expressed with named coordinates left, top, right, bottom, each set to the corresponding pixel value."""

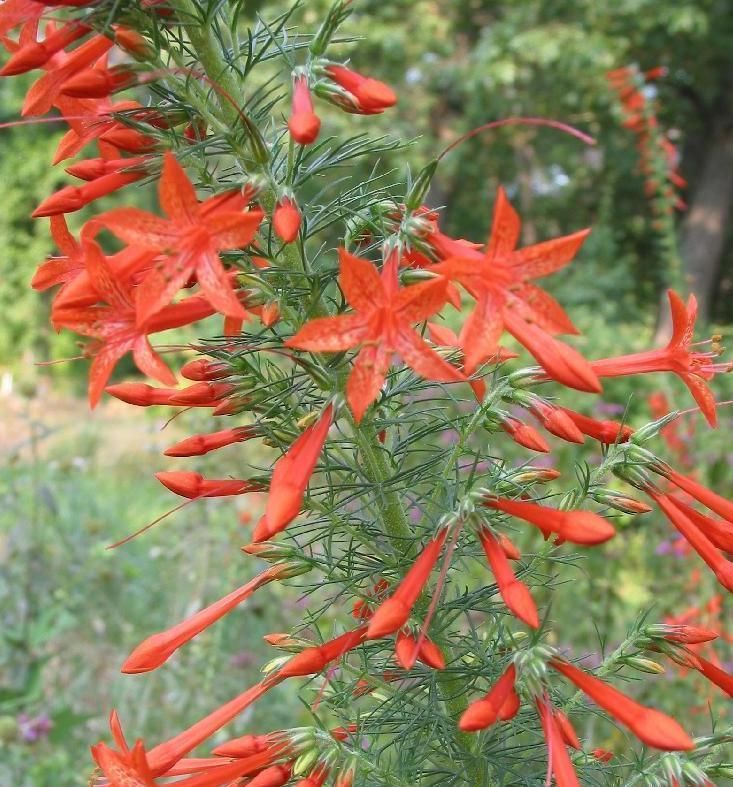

left=0, top=394, right=309, bottom=786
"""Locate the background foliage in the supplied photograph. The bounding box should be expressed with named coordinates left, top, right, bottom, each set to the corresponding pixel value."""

left=1, top=1, right=732, bottom=785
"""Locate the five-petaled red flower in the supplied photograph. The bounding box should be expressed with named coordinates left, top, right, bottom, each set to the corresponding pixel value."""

left=89, top=152, right=264, bottom=323
left=286, top=249, right=465, bottom=422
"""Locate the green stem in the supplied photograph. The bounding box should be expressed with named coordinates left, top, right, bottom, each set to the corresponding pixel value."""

left=165, top=7, right=491, bottom=782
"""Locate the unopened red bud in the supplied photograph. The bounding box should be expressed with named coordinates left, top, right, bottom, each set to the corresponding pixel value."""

left=60, top=66, right=138, bottom=98
left=273, top=197, right=301, bottom=244
left=155, top=471, right=259, bottom=498
left=167, top=381, right=234, bottom=405
left=33, top=171, right=144, bottom=217
left=500, top=417, right=550, bottom=453
left=114, top=26, right=155, bottom=59
left=164, top=426, right=256, bottom=457
left=105, top=382, right=179, bottom=406
left=180, top=358, right=230, bottom=381
left=289, top=75, right=321, bottom=145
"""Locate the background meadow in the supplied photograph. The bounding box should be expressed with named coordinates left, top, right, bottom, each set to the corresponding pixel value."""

left=1, top=1, right=732, bottom=784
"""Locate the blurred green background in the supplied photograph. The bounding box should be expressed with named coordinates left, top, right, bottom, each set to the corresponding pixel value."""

left=1, top=1, right=732, bottom=784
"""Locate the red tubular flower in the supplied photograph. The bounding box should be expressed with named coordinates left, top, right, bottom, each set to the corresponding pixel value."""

left=553, top=709, right=581, bottom=750
left=66, top=155, right=150, bottom=181
left=144, top=679, right=279, bottom=775
left=394, top=630, right=446, bottom=670
left=536, top=697, right=581, bottom=787
left=325, top=64, right=397, bottom=114
left=663, top=468, right=733, bottom=523
left=431, top=186, right=592, bottom=379
left=167, top=381, right=235, bottom=406
left=212, top=733, right=273, bottom=758
left=503, top=310, right=601, bottom=393
left=296, top=764, right=330, bottom=787
left=32, top=170, right=145, bottom=217
left=478, top=527, right=538, bottom=628
left=529, top=399, right=585, bottom=444
left=687, top=653, right=733, bottom=698
left=105, top=382, right=181, bottom=406
left=91, top=739, right=156, bottom=787
left=51, top=240, right=215, bottom=406
left=155, top=471, right=261, bottom=499
left=30, top=214, right=84, bottom=292
left=122, top=565, right=288, bottom=673
left=591, top=291, right=729, bottom=426
left=252, top=405, right=333, bottom=541
left=114, top=26, right=154, bottom=59
left=0, top=20, right=90, bottom=76
left=89, top=152, right=264, bottom=322
left=366, top=529, right=448, bottom=639
left=286, top=250, right=465, bottom=422
left=651, top=493, right=733, bottom=591
left=277, top=626, right=368, bottom=678
left=667, top=498, right=733, bottom=553
left=273, top=196, right=301, bottom=243
left=246, top=764, right=293, bottom=787
left=60, top=64, right=139, bottom=98
left=459, top=664, right=518, bottom=731
left=661, top=624, right=719, bottom=645
left=288, top=74, right=320, bottom=144
left=500, top=416, right=550, bottom=453
left=559, top=407, right=634, bottom=444
left=549, top=658, right=694, bottom=751
left=483, top=497, right=615, bottom=546
left=164, top=427, right=257, bottom=457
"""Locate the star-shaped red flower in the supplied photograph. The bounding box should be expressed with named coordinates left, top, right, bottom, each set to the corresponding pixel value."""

left=89, top=152, right=263, bottom=324
left=286, top=249, right=465, bottom=421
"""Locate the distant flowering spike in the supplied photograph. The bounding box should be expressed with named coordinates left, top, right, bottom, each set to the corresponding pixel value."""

left=478, top=527, right=539, bottom=628
left=550, top=658, right=694, bottom=751
left=164, top=427, right=257, bottom=457
left=252, top=404, right=333, bottom=541
left=366, top=529, right=448, bottom=639
left=273, top=196, right=302, bottom=243
left=483, top=497, right=616, bottom=545
left=459, top=664, right=518, bottom=731
left=288, top=74, right=321, bottom=144
left=155, top=471, right=261, bottom=499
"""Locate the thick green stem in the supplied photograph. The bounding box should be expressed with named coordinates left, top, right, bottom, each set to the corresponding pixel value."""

left=164, top=7, right=491, bottom=782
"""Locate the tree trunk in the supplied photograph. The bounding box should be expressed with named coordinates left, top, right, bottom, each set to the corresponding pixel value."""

left=655, top=120, right=733, bottom=342
left=679, top=121, right=733, bottom=319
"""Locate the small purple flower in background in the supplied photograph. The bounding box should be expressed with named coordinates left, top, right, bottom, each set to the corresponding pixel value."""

left=655, top=540, right=674, bottom=556
left=229, top=650, right=257, bottom=669
left=16, top=713, right=52, bottom=743
left=595, top=402, right=626, bottom=416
